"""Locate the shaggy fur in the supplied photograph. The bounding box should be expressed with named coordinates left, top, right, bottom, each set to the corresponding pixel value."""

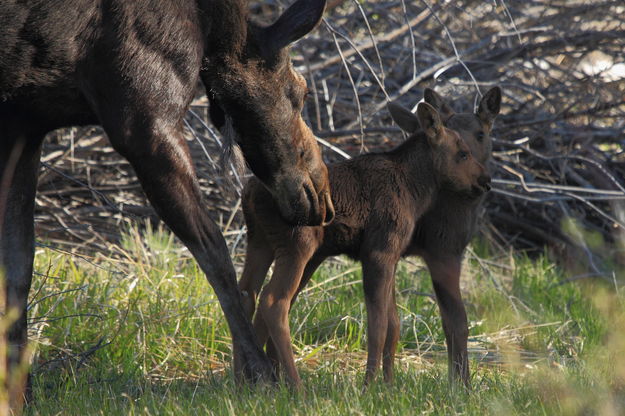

left=0, top=0, right=332, bottom=405
left=236, top=102, right=492, bottom=388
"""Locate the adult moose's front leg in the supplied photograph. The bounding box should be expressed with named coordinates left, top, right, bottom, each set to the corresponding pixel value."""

left=424, top=255, right=469, bottom=388
left=362, top=253, right=397, bottom=386
left=105, top=125, right=273, bottom=382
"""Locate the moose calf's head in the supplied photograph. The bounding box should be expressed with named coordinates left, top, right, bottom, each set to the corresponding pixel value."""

left=389, top=102, right=491, bottom=198
left=205, top=0, right=333, bottom=226
left=424, top=86, right=502, bottom=166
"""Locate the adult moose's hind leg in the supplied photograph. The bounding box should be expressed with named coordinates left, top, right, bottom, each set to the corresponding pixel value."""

left=424, top=255, right=469, bottom=388
left=102, top=121, right=274, bottom=382
left=0, top=125, right=44, bottom=406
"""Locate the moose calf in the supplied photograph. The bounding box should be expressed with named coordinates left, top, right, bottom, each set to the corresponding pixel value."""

left=406, top=86, right=501, bottom=385
left=235, top=100, right=493, bottom=389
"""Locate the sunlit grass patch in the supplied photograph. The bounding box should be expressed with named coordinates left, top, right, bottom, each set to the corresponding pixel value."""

left=20, top=226, right=625, bottom=415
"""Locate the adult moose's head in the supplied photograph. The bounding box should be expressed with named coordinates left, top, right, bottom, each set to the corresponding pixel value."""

left=203, top=0, right=334, bottom=226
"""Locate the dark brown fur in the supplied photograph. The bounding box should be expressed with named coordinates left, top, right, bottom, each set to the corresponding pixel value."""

left=405, top=86, right=501, bottom=385
left=236, top=102, right=492, bottom=388
left=0, top=0, right=334, bottom=405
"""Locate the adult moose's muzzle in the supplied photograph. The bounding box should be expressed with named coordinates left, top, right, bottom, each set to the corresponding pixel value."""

left=270, top=169, right=335, bottom=227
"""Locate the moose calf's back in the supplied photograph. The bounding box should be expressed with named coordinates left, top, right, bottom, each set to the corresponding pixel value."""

left=247, top=133, right=442, bottom=259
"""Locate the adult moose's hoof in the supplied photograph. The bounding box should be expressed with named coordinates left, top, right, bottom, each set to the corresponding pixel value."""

left=238, top=349, right=277, bottom=384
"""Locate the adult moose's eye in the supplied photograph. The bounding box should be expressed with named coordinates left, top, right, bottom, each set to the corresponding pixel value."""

left=476, top=132, right=485, bottom=142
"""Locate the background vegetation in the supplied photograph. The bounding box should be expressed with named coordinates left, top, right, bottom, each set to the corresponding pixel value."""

left=21, top=226, right=625, bottom=414
left=15, top=0, right=625, bottom=414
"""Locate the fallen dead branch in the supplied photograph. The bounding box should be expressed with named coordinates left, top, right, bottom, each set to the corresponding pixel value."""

left=35, top=0, right=625, bottom=276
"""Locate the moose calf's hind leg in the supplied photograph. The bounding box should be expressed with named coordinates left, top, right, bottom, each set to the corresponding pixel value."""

left=265, top=255, right=325, bottom=374
left=256, top=247, right=315, bottom=389
left=234, top=241, right=274, bottom=381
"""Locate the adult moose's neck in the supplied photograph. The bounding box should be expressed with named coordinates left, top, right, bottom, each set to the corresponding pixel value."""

left=200, top=0, right=249, bottom=59
left=198, top=0, right=253, bottom=148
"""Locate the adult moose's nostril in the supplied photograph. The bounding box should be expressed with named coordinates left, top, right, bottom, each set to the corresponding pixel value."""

left=302, top=181, right=321, bottom=225
left=321, top=191, right=335, bottom=226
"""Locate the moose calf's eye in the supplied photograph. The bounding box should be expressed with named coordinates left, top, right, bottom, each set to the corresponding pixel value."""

left=457, top=151, right=468, bottom=161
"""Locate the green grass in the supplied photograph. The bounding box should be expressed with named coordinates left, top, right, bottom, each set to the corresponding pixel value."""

left=20, top=225, right=625, bottom=415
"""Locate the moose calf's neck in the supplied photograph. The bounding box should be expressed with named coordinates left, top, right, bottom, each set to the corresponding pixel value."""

left=373, top=133, right=441, bottom=216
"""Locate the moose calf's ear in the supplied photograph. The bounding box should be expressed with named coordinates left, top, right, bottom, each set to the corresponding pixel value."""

left=388, top=102, right=421, bottom=134
left=416, top=102, right=444, bottom=147
left=423, top=88, right=455, bottom=121
left=477, top=86, right=502, bottom=126
left=262, top=0, right=326, bottom=56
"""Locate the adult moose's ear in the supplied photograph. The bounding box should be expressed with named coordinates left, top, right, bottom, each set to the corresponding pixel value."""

left=261, top=0, right=326, bottom=56
left=416, top=102, right=444, bottom=147
left=388, top=102, right=420, bottom=134
left=208, top=93, right=225, bottom=132
left=477, top=86, right=501, bottom=126
left=423, top=88, right=455, bottom=121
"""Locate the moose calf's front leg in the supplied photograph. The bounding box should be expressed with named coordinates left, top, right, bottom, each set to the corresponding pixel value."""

left=425, top=256, right=469, bottom=387
left=256, top=247, right=314, bottom=389
left=362, top=254, right=397, bottom=385
left=383, top=286, right=400, bottom=383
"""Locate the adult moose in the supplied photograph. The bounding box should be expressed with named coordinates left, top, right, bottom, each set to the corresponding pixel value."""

left=0, top=0, right=333, bottom=402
